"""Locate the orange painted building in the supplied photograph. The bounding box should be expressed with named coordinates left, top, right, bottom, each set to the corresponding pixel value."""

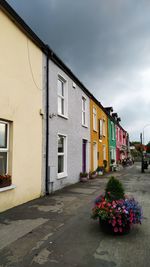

left=90, top=99, right=109, bottom=172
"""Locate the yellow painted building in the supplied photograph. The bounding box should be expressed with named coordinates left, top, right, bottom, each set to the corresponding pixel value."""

left=0, top=4, right=44, bottom=212
left=90, top=99, right=109, bottom=172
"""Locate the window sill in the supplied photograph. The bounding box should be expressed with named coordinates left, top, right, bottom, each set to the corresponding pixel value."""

left=0, top=184, right=16, bottom=193
left=82, top=124, right=88, bottom=129
left=57, top=173, right=68, bottom=180
left=58, top=114, right=68, bottom=120
left=93, top=129, right=97, bottom=133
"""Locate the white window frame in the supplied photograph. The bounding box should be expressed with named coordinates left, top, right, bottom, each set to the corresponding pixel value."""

left=0, top=121, right=9, bottom=175
left=93, top=107, right=97, bottom=131
left=57, top=75, right=68, bottom=118
left=103, top=119, right=106, bottom=137
left=103, top=144, right=106, bottom=160
left=82, top=96, right=87, bottom=127
left=99, top=119, right=103, bottom=139
left=118, top=127, right=120, bottom=142
left=57, top=134, right=67, bottom=179
left=111, top=122, right=115, bottom=140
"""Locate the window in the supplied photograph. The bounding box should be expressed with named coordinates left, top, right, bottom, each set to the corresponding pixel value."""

left=120, top=129, right=122, bottom=142
left=118, top=127, right=120, bottom=141
left=103, top=119, right=106, bottom=136
left=93, top=107, right=97, bottom=131
left=111, top=122, right=115, bottom=140
left=82, top=97, right=87, bottom=126
left=57, top=77, right=67, bottom=117
left=0, top=121, right=9, bottom=175
left=99, top=119, right=103, bottom=139
left=103, top=145, right=106, bottom=160
left=58, top=135, right=67, bottom=178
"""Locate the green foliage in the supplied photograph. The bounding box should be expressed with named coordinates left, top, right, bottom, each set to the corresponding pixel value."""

left=80, top=172, right=88, bottom=178
left=105, top=176, right=125, bottom=201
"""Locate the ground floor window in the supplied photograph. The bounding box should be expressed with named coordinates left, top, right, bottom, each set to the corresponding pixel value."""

left=57, top=134, right=67, bottom=178
left=0, top=120, right=12, bottom=188
left=0, top=121, right=9, bottom=175
left=110, top=148, right=116, bottom=163
left=103, top=145, right=106, bottom=160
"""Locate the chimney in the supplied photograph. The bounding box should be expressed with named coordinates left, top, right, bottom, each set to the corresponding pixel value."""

left=105, top=107, right=113, bottom=115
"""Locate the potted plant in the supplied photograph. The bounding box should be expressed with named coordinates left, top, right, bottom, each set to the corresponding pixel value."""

left=89, top=171, right=97, bottom=179
left=96, top=166, right=104, bottom=176
left=79, top=172, right=88, bottom=182
left=0, top=175, right=11, bottom=188
left=91, top=177, right=143, bottom=235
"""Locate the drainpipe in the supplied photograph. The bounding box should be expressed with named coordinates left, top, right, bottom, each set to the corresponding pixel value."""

left=45, top=47, right=49, bottom=194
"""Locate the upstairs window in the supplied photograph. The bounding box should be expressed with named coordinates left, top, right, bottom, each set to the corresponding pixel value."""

left=57, top=76, right=68, bottom=117
left=82, top=97, right=87, bottom=126
left=111, top=122, right=115, bottom=140
left=103, top=119, right=106, bottom=136
left=99, top=119, right=103, bottom=139
left=0, top=121, right=9, bottom=175
left=93, top=107, right=97, bottom=131
left=120, top=129, right=122, bottom=142
left=118, top=127, right=120, bottom=142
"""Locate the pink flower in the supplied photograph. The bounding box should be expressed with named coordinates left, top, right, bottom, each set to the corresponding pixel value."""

left=118, top=220, right=122, bottom=225
left=112, top=220, right=116, bottom=227
left=114, top=227, right=118, bottom=232
left=119, top=227, right=123, bottom=233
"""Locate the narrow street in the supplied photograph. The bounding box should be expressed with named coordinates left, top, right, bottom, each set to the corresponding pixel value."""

left=0, top=163, right=149, bottom=267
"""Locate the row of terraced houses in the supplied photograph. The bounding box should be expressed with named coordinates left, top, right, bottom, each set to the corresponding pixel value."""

left=0, top=1, right=130, bottom=212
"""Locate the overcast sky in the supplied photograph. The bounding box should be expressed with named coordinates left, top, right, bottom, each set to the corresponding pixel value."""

left=7, top=0, right=150, bottom=143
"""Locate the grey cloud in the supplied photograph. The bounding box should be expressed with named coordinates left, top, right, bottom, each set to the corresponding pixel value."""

left=7, top=0, right=150, bottom=141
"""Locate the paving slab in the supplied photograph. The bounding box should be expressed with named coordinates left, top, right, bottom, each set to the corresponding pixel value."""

left=67, top=187, right=98, bottom=194
left=0, top=163, right=149, bottom=267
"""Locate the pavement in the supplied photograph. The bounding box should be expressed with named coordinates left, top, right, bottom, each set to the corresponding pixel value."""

left=0, top=163, right=149, bottom=267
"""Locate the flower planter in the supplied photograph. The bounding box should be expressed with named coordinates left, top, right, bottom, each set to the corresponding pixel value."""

left=99, top=218, right=130, bottom=235
left=92, top=177, right=143, bottom=235
left=0, top=180, right=11, bottom=188
left=89, top=174, right=97, bottom=179
left=80, top=176, right=88, bottom=182
left=0, top=175, right=11, bottom=188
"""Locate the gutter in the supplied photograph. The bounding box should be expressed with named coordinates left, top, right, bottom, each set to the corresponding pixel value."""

left=45, top=47, right=49, bottom=195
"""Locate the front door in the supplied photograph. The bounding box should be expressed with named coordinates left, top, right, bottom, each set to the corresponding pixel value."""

left=93, top=142, right=97, bottom=171
left=82, top=140, right=87, bottom=173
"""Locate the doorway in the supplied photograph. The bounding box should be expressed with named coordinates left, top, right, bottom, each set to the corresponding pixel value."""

left=93, top=142, right=97, bottom=171
left=82, top=139, right=87, bottom=173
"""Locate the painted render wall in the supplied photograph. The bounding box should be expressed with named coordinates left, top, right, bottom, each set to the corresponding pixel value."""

left=108, top=118, right=116, bottom=165
left=47, top=60, right=90, bottom=192
left=90, top=99, right=109, bottom=172
left=0, top=11, right=43, bottom=212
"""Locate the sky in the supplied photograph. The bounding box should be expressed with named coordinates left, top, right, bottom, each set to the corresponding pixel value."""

left=7, top=0, right=150, bottom=144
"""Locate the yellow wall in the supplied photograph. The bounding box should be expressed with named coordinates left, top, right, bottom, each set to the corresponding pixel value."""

left=0, top=11, right=43, bottom=212
left=90, top=99, right=109, bottom=172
